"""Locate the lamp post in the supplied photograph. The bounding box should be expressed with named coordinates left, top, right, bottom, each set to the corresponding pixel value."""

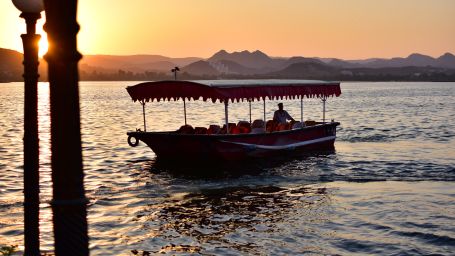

left=43, top=0, right=89, bottom=255
left=11, top=0, right=44, bottom=255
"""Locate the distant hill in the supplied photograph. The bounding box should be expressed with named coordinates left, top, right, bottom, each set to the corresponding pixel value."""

left=435, top=53, right=455, bottom=68
left=270, top=62, right=337, bottom=79
left=1, top=47, right=454, bottom=82
left=352, top=53, right=455, bottom=69
left=0, top=48, right=23, bottom=82
left=208, top=49, right=281, bottom=69
left=362, top=53, right=436, bottom=68
left=208, top=59, right=255, bottom=75
left=326, top=58, right=362, bottom=68
left=0, top=48, right=48, bottom=82
left=182, top=60, right=219, bottom=76
left=204, top=50, right=452, bottom=72
left=80, top=54, right=202, bottom=73
left=282, top=56, right=326, bottom=68
left=269, top=63, right=455, bottom=81
left=143, top=61, right=177, bottom=71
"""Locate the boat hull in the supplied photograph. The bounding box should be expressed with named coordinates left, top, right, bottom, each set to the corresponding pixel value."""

left=127, top=122, right=339, bottom=161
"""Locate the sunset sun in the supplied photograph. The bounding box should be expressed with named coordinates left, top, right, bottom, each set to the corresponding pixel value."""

left=38, top=34, right=48, bottom=57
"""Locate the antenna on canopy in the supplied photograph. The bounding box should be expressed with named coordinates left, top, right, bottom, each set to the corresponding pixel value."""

left=171, top=66, right=180, bottom=80
left=141, top=100, right=147, bottom=131
left=248, top=99, right=252, bottom=124
left=321, top=95, right=327, bottom=124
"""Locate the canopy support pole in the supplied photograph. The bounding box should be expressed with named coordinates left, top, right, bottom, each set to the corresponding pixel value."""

left=249, top=100, right=252, bottom=124
left=183, top=98, right=187, bottom=125
left=263, top=98, right=266, bottom=128
left=300, top=97, right=304, bottom=123
left=224, top=101, right=229, bottom=134
left=322, top=96, right=326, bottom=124
left=142, top=101, right=147, bottom=131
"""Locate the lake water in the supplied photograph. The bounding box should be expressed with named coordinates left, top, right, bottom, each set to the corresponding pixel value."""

left=1, top=81, right=454, bottom=255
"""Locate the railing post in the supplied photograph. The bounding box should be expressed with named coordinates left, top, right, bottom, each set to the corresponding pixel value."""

left=224, top=100, right=229, bottom=134
left=43, top=0, right=89, bottom=255
left=263, top=98, right=266, bottom=128
left=142, top=101, right=147, bottom=131
left=183, top=98, right=187, bottom=126
left=249, top=99, right=252, bottom=124
left=322, top=96, right=327, bottom=124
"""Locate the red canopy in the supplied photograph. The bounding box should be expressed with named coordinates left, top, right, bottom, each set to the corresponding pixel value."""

left=126, top=80, right=341, bottom=103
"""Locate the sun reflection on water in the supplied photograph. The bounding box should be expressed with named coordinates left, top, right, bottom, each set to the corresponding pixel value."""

left=129, top=184, right=332, bottom=255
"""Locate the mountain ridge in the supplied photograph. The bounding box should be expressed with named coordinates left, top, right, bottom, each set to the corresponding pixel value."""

left=1, top=47, right=454, bottom=82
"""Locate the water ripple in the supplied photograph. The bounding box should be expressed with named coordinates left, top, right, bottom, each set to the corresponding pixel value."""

left=1, top=82, right=455, bottom=255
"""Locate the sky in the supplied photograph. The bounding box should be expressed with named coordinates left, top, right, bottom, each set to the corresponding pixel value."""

left=1, top=0, right=454, bottom=59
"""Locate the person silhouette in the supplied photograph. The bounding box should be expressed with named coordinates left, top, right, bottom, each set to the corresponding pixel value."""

left=273, top=103, right=294, bottom=125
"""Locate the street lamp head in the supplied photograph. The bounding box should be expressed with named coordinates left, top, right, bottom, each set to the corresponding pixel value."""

left=12, top=0, right=44, bottom=13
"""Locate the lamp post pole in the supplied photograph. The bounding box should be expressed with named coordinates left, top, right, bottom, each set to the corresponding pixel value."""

left=20, top=11, right=42, bottom=256
left=43, top=0, right=89, bottom=255
left=12, top=1, right=45, bottom=254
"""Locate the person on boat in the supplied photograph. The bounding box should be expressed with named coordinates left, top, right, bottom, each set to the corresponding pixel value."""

left=273, top=103, right=295, bottom=125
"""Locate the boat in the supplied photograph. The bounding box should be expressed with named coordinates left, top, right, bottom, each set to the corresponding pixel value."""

left=126, top=80, right=341, bottom=161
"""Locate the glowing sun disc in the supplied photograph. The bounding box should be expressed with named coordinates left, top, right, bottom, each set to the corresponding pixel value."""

left=38, top=34, right=48, bottom=57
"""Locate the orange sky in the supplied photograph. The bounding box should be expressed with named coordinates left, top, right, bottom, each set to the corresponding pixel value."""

left=1, top=0, right=454, bottom=59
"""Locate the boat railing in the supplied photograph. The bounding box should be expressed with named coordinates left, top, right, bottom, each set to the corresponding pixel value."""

left=168, top=119, right=335, bottom=135
left=130, top=119, right=336, bottom=135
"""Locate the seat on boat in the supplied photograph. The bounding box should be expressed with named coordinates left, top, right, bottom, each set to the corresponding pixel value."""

left=252, top=119, right=264, bottom=128
left=251, top=119, right=265, bottom=133
left=237, top=121, right=251, bottom=134
left=266, top=120, right=277, bottom=132
left=231, top=123, right=241, bottom=134
left=194, top=127, right=208, bottom=134
left=178, top=124, right=194, bottom=134
left=220, top=123, right=238, bottom=134
left=231, top=126, right=240, bottom=134
left=238, top=127, right=250, bottom=134
left=207, top=125, right=221, bottom=134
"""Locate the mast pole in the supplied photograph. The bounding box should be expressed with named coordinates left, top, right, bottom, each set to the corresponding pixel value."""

left=249, top=99, right=252, bottom=124
left=263, top=98, right=266, bottom=128
left=224, top=100, right=229, bottom=134
left=142, top=101, right=147, bottom=131
left=300, top=96, right=303, bottom=123
left=183, top=98, right=187, bottom=125
left=322, top=96, right=326, bottom=124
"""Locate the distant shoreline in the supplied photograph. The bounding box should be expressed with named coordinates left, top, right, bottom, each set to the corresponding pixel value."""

left=2, top=48, right=455, bottom=84
left=2, top=79, right=455, bottom=84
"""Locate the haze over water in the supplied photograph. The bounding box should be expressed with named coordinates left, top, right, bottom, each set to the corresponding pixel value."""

left=1, top=81, right=454, bottom=255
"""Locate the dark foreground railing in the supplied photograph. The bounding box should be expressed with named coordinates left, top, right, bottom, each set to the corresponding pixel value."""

left=44, top=1, right=89, bottom=255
